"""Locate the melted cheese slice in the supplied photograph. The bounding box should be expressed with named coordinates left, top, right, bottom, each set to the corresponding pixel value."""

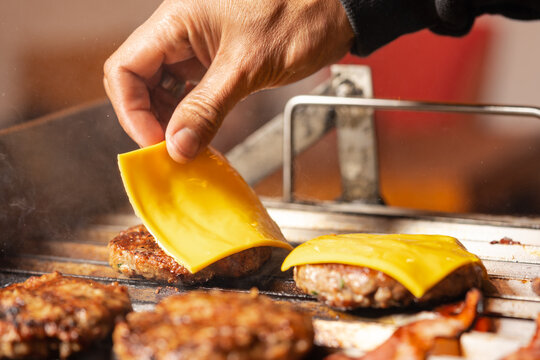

left=281, top=233, right=484, bottom=298
left=118, top=141, right=292, bottom=273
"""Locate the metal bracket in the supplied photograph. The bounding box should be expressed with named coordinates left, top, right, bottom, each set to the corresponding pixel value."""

left=331, top=65, right=379, bottom=203
left=226, top=65, right=375, bottom=191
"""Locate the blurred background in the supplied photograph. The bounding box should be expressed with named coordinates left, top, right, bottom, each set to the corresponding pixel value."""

left=1, top=1, right=540, bottom=215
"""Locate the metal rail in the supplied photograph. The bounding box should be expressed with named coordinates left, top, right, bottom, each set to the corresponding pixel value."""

left=283, top=96, right=540, bottom=202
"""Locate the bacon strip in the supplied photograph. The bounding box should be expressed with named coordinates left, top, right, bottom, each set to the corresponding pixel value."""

left=326, top=288, right=481, bottom=360
left=532, top=278, right=540, bottom=297
left=502, top=314, right=540, bottom=360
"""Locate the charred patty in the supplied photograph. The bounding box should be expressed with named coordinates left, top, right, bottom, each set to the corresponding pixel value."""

left=113, top=290, right=313, bottom=360
left=108, top=225, right=272, bottom=285
left=0, top=272, right=132, bottom=359
left=294, top=263, right=484, bottom=309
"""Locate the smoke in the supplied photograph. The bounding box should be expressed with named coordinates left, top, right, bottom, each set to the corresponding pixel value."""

left=0, top=149, right=35, bottom=256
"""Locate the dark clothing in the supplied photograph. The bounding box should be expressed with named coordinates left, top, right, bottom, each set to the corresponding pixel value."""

left=339, top=0, right=540, bottom=56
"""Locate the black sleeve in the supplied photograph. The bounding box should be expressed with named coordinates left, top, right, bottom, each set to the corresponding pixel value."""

left=339, top=0, right=540, bottom=56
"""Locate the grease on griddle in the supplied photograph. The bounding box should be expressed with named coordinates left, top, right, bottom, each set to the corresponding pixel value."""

left=489, top=237, right=521, bottom=245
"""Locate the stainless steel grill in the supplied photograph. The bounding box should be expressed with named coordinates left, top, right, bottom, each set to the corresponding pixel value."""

left=1, top=200, right=539, bottom=358
left=1, top=66, right=539, bottom=359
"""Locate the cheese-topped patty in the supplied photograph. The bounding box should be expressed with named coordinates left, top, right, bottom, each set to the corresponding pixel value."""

left=118, top=142, right=292, bottom=273
left=282, top=234, right=486, bottom=309
left=109, top=225, right=272, bottom=285
left=293, top=263, right=484, bottom=309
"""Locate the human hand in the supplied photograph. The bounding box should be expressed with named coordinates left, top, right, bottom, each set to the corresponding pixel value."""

left=104, top=0, right=354, bottom=163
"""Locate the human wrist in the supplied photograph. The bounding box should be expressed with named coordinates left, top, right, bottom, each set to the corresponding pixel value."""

left=333, top=0, right=356, bottom=49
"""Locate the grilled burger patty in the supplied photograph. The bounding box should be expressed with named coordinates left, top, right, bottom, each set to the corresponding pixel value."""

left=294, top=263, right=484, bottom=309
left=109, top=225, right=272, bottom=285
left=113, top=290, right=314, bottom=360
left=0, top=272, right=132, bottom=359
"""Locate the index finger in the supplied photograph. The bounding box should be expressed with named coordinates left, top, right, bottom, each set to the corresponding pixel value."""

left=103, top=29, right=167, bottom=148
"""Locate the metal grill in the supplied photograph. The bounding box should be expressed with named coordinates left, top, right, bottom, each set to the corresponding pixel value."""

left=1, top=67, right=540, bottom=358
left=1, top=199, right=539, bottom=358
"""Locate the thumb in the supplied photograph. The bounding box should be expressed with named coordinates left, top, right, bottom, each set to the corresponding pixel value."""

left=165, top=58, right=247, bottom=163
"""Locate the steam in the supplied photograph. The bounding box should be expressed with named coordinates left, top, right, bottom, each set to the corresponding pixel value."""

left=0, top=150, right=36, bottom=256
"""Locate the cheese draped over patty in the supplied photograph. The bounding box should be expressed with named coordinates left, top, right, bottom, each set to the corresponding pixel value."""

left=281, top=234, right=485, bottom=298
left=118, top=141, right=292, bottom=273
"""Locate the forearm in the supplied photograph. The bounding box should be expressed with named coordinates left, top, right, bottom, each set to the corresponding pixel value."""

left=340, top=0, right=540, bottom=56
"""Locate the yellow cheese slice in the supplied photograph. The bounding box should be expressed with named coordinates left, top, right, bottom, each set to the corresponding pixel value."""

left=118, top=141, right=292, bottom=273
left=281, top=233, right=485, bottom=298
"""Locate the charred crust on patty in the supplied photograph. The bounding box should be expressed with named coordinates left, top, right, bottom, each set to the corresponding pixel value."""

left=108, top=225, right=272, bottom=285
left=294, top=263, right=484, bottom=309
left=109, top=225, right=214, bottom=284
left=0, top=272, right=132, bottom=359
left=113, top=290, right=314, bottom=360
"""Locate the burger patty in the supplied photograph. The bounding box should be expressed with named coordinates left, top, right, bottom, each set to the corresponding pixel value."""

left=108, top=225, right=272, bottom=285
left=113, top=290, right=314, bottom=360
left=294, top=263, right=484, bottom=309
left=0, top=272, right=132, bottom=359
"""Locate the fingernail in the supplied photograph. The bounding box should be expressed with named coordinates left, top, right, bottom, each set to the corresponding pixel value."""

left=168, top=128, right=200, bottom=162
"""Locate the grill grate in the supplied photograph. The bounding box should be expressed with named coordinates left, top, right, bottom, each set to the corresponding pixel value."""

left=2, top=200, right=539, bottom=359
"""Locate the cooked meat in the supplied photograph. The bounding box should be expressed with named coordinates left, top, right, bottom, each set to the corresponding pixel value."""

left=108, top=224, right=272, bottom=285
left=325, top=288, right=481, bottom=360
left=532, top=278, right=540, bottom=297
left=503, top=314, right=540, bottom=360
left=113, top=289, right=313, bottom=360
left=0, top=272, right=132, bottom=359
left=294, top=263, right=484, bottom=309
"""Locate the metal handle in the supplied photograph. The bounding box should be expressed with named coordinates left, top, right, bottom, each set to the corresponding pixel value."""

left=282, top=96, right=540, bottom=202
